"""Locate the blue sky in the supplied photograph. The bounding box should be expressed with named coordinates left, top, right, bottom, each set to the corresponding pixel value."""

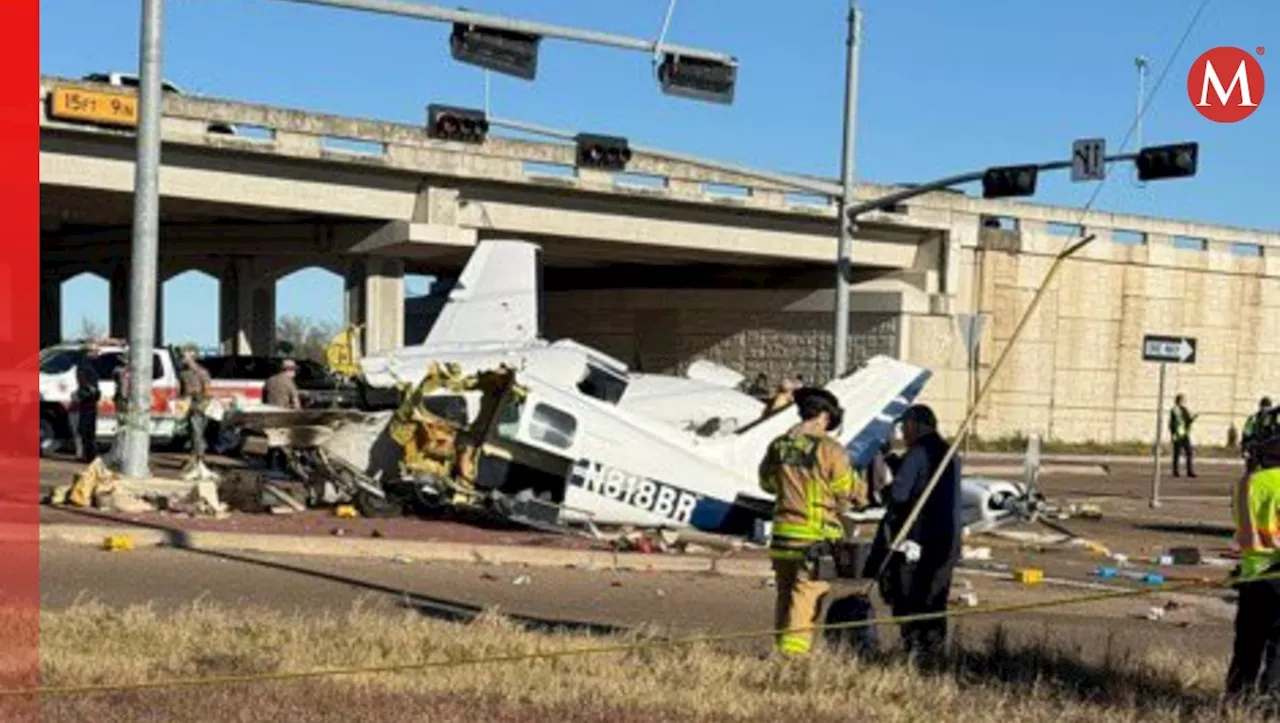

left=40, top=0, right=1276, bottom=348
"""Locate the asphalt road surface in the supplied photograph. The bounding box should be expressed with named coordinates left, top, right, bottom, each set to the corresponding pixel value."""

left=40, top=540, right=1236, bottom=663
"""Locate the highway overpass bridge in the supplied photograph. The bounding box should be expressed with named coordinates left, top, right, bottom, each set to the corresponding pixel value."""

left=39, top=75, right=1280, bottom=443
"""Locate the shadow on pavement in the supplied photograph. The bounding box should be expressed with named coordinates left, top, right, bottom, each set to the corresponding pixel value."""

left=1136, top=521, right=1234, bottom=539
left=48, top=506, right=629, bottom=639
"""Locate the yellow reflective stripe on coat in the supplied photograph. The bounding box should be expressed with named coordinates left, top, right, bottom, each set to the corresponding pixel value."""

left=772, top=522, right=821, bottom=540
left=1235, top=468, right=1280, bottom=580
left=778, top=634, right=811, bottom=655
left=830, top=469, right=855, bottom=496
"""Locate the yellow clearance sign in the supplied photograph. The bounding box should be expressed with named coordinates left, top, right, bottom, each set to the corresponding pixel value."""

left=48, top=86, right=139, bottom=128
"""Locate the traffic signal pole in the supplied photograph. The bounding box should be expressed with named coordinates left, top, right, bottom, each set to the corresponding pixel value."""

left=273, top=0, right=736, bottom=65
left=832, top=1, right=863, bottom=379
left=121, top=0, right=164, bottom=480
left=487, top=115, right=844, bottom=197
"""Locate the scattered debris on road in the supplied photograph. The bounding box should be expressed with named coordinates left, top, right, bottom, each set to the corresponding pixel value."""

left=101, top=535, right=133, bottom=552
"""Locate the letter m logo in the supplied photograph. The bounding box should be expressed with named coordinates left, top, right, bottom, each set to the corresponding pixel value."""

left=1187, top=46, right=1266, bottom=123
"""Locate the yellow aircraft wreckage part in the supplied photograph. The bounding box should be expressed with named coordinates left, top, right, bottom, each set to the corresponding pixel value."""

left=1013, top=568, right=1044, bottom=586
left=102, top=535, right=134, bottom=552
left=325, top=324, right=363, bottom=380
left=387, top=362, right=528, bottom=496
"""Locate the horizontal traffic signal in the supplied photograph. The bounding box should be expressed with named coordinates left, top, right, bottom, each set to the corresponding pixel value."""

left=449, top=23, right=540, bottom=81
left=981, top=164, right=1038, bottom=199
left=426, top=104, right=489, bottom=144
left=1136, top=142, right=1198, bottom=182
left=657, top=53, right=737, bottom=105
left=575, top=133, right=631, bottom=170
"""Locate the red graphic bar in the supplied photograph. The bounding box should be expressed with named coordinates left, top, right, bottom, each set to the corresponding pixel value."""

left=0, top=0, right=42, bottom=717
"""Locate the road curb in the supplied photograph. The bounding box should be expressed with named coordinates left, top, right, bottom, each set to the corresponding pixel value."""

left=966, top=451, right=1242, bottom=467
left=39, top=523, right=775, bottom=578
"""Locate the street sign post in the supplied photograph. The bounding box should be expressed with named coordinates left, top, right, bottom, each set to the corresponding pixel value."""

left=955, top=314, right=987, bottom=455
left=1142, top=334, right=1197, bottom=364
left=1071, top=137, right=1106, bottom=182
left=1143, top=333, right=1198, bottom=508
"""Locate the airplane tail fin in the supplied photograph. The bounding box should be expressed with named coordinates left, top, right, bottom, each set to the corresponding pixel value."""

left=727, top=356, right=931, bottom=472
left=424, top=240, right=543, bottom=347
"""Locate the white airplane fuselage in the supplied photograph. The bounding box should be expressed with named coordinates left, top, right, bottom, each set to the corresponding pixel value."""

left=344, top=238, right=1029, bottom=537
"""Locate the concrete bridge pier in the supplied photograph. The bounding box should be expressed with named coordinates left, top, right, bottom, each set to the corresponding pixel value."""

left=218, top=257, right=277, bottom=356
left=40, top=272, right=62, bottom=349
left=107, top=263, right=163, bottom=345
left=344, top=256, right=404, bottom=355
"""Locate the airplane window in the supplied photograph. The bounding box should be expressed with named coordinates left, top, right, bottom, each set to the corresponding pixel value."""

left=577, top=365, right=628, bottom=405
left=422, top=395, right=469, bottom=426
left=496, top=396, right=524, bottom=440
left=528, top=403, right=577, bottom=450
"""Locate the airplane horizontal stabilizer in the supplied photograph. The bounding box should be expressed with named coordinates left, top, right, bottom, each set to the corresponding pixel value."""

left=723, top=356, right=929, bottom=478
left=823, top=357, right=931, bottom=470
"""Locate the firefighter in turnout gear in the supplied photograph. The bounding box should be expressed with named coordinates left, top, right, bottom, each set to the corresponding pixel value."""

left=1169, top=393, right=1198, bottom=478
left=1227, top=406, right=1280, bottom=700
left=758, top=387, right=867, bottom=656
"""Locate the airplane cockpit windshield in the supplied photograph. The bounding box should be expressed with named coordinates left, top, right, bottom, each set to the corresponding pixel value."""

left=576, top=362, right=628, bottom=405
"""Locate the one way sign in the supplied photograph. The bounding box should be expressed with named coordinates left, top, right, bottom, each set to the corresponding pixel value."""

left=1142, top=334, right=1197, bottom=364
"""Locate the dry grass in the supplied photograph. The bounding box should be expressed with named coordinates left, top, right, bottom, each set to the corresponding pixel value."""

left=28, top=601, right=1274, bottom=722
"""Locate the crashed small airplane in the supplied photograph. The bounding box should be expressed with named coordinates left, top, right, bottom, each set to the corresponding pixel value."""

left=228, top=240, right=1044, bottom=539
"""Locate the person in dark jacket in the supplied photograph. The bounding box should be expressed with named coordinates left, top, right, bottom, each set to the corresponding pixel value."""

left=869, top=403, right=962, bottom=663
left=71, top=346, right=102, bottom=462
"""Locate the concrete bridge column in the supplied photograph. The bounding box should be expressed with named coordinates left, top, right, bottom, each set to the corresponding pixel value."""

left=109, top=263, right=163, bottom=345
left=345, top=257, right=404, bottom=355
left=219, top=258, right=276, bottom=355
left=109, top=265, right=129, bottom=340
left=40, top=273, right=62, bottom=347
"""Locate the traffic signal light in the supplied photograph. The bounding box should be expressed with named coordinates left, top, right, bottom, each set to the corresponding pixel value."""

left=981, top=165, right=1038, bottom=199
left=657, top=53, right=738, bottom=105
left=426, top=104, right=489, bottom=144
left=575, top=133, right=631, bottom=170
left=449, top=22, right=540, bottom=80
left=1135, top=142, right=1198, bottom=182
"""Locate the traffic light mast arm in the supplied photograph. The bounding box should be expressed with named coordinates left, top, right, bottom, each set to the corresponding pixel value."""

left=273, top=0, right=737, bottom=65
left=844, top=152, right=1140, bottom=218
left=488, top=115, right=844, bottom=197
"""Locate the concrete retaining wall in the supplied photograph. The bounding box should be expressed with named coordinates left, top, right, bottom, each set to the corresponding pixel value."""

left=914, top=227, right=1280, bottom=445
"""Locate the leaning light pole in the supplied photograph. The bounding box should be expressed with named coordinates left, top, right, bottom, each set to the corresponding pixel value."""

left=832, top=0, right=863, bottom=379
left=120, top=0, right=164, bottom=480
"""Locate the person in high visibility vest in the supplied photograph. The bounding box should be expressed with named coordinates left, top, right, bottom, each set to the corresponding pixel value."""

left=758, top=387, right=866, bottom=657
left=1244, top=397, right=1274, bottom=471
left=1169, top=393, right=1198, bottom=478
left=1227, top=406, right=1280, bottom=700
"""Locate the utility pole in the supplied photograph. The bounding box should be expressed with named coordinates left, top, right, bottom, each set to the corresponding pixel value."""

left=832, top=1, right=863, bottom=379
left=1134, top=55, right=1150, bottom=187
left=121, top=0, right=164, bottom=480
left=1150, top=361, right=1167, bottom=508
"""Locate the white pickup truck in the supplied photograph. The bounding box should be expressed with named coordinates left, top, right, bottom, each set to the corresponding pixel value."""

left=38, top=340, right=186, bottom=456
